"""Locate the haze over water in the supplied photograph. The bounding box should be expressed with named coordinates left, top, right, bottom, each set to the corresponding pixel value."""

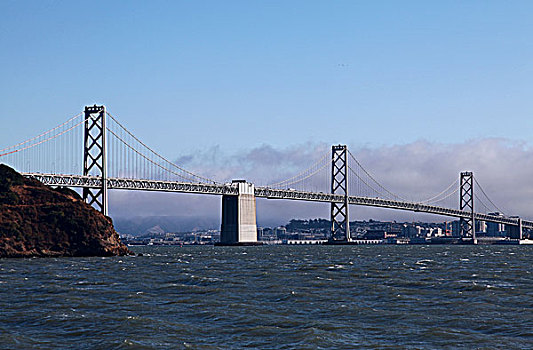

left=1, top=245, right=531, bottom=349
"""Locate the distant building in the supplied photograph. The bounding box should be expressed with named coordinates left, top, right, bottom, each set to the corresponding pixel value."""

left=401, top=224, right=422, bottom=238
left=429, top=227, right=443, bottom=237
left=506, top=216, right=523, bottom=239
left=451, top=220, right=461, bottom=237
left=486, top=212, right=505, bottom=236
left=274, top=226, right=287, bottom=239
left=364, top=229, right=398, bottom=239
left=258, top=227, right=276, bottom=241
left=476, top=220, right=487, bottom=234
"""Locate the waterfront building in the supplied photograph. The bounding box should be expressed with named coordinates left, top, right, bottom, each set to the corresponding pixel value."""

left=274, top=226, right=287, bottom=239
left=487, top=212, right=505, bottom=236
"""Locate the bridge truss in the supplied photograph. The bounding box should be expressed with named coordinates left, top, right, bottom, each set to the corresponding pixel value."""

left=2, top=104, right=530, bottom=240
left=22, top=173, right=533, bottom=230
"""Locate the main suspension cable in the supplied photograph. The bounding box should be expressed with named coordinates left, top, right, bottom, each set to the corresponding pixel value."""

left=264, top=152, right=330, bottom=188
left=0, top=119, right=84, bottom=158
left=106, top=127, right=209, bottom=183
left=106, top=111, right=218, bottom=184
left=0, top=113, right=83, bottom=154
left=347, top=150, right=411, bottom=201
left=418, top=179, right=459, bottom=204
left=474, top=178, right=506, bottom=215
left=347, top=165, right=388, bottom=198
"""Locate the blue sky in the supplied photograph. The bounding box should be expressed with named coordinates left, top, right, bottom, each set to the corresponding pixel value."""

left=1, top=1, right=532, bottom=154
left=2, top=1, right=533, bottom=226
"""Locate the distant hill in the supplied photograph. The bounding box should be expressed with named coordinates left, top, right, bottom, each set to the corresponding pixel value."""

left=113, top=216, right=220, bottom=235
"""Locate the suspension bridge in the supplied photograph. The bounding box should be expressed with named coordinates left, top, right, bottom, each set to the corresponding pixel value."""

left=0, top=105, right=528, bottom=244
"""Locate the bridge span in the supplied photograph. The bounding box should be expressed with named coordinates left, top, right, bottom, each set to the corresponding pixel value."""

left=23, top=173, right=532, bottom=231
left=1, top=104, right=529, bottom=244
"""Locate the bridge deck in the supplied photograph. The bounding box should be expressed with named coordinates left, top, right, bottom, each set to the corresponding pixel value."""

left=23, top=173, right=531, bottom=229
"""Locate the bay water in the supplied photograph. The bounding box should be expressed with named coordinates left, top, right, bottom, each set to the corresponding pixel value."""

left=1, top=245, right=531, bottom=349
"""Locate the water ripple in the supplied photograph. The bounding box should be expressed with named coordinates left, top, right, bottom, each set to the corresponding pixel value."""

left=0, top=245, right=531, bottom=349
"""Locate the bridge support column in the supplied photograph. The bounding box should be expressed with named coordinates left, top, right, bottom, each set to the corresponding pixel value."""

left=459, top=171, right=475, bottom=243
left=83, top=105, right=108, bottom=216
left=220, top=180, right=258, bottom=245
left=330, top=145, right=350, bottom=242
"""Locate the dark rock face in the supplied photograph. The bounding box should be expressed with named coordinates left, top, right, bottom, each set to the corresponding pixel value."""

left=0, top=164, right=132, bottom=258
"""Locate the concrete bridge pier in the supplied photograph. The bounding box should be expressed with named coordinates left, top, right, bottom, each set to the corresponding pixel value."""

left=219, top=180, right=259, bottom=245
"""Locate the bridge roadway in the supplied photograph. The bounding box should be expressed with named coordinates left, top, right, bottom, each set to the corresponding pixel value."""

left=23, top=173, right=531, bottom=229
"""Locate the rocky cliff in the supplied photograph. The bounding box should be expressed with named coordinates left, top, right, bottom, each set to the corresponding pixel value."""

left=0, top=164, right=132, bottom=257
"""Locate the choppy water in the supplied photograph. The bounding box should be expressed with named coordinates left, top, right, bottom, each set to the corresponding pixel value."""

left=0, top=245, right=532, bottom=349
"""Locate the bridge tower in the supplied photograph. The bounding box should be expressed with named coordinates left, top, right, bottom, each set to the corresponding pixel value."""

left=83, top=105, right=108, bottom=216
left=459, top=171, right=475, bottom=242
left=330, top=145, right=350, bottom=242
left=219, top=180, right=258, bottom=245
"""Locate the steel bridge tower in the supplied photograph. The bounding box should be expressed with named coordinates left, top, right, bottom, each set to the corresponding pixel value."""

left=83, top=105, right=108, bottom=216
left=330, top=145, right=350, bottom=242
left=459, top=171, right=475, bottom=242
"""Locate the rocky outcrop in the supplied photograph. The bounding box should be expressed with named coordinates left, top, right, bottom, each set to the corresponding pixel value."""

left=0, top=164, right=132, bottom=257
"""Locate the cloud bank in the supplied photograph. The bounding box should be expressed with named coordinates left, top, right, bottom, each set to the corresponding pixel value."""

left=109, top=138, right=533, bottom=231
